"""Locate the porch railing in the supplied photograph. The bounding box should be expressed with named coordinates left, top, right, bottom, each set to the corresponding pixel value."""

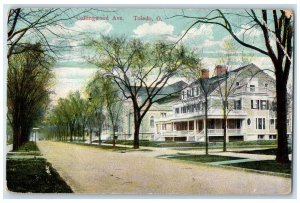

left=160, top=128, right=242, bottom=137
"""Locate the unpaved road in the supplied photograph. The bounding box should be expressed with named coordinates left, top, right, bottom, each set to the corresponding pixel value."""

left=37, top=141, right=291, bottom=195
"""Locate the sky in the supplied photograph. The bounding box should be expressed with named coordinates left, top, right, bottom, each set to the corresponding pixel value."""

left=35, top=8, right=280, bottom=103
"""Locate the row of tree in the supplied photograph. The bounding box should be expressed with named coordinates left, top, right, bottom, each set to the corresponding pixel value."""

left=43, top=74, right=123, bottom=146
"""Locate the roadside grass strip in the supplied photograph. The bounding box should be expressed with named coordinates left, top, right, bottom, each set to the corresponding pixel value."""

left=6, top=158, right=73, bottom=193
left=166, top=154, right=245, bottom=163
left=6, top=141, right=73, bottom=193
left=164, top=153, right=291, bottom=175
left=224, top=160, right=291, bottom=174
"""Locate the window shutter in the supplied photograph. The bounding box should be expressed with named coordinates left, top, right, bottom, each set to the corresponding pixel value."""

left=251, top=100, right=253, bottom=109
left=257, top=100, right=260, bottom=109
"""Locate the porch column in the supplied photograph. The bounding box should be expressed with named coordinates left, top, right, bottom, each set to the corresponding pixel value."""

left=187, top=120, right=189, bottom=134
left=194, top=119, right=197, bottom=135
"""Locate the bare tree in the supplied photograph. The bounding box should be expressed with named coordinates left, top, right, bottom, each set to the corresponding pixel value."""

left=171, top=9, right=293, bottom=163
left=213, top=39, right=255, bottom=151
left=88, top=36, right=198, bottom=148
left=183, top=62, right=216, bottom=155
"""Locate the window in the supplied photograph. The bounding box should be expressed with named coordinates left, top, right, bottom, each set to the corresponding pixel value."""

left=236, top=120, right=241, bottom=129
left=236, top=82, right=240, bottom=86
left=258, top=135, right=265, bottom=140
left=162, top=124, right=166, bottom=131
left=247, top=119, right=251, bottom=125
left=175, top=108, right=179, bottom=114
left=270, top=101, right=277, bottom=111
left=260, top=100, right=268, bottom=110
left=209, top=119, right=215, bottom=129
left=265, top=83, right=268, bottom=88
left=150, top=116, right=154, bottom=128
left=181, top=91, right=186, bottom=100
left=234, top=99, right=242, bottom=110
left=182, top=106, right=187, bottom=113
left=187, top=105, right=191, bottom=113
left=161, top=113, right=166, bottom=118
left=187, top=90, right=191, bottom=98
left=250, top=85, right=255, bottom=92
left=191, top=88, right=195, bottom=97
left=251, top=100, right=259, bottom=109
left=269, top=135, right=276, bottom=140
left=196, top=87, right=200, bottom=96
left=256, top=118, right=266, bottom=129
left=270, top=119, right=277, bottom=129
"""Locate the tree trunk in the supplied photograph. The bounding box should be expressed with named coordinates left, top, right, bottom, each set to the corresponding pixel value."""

left=275, top=78, right=290, bottom=163
left=133, top=107, right=141, bottom=149
left=98, top=126, right=102, bottom=145
left=133, top=123, right=140, bottom=149
left=12, top=126, right=21, bottom=151
left=89, top=128, right=92, bottom=144
left=205, top=97, right=208, bottom=155
left=112, top=130, right=116, bottom=147
left=223, top=112, right=227, bottom=152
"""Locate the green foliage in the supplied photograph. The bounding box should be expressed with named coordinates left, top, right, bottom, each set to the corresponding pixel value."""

left=168, top=154, right=244, bottom=163
left=87, top=36, right=199, bottom=148
left=16, top=141, right=39, bottom=152
left=44, top=91, right=91, bottom=141
left=225, top=160, right=291, bottom=174
left=6, top=158, right=73, bottom=193
left=7, top=43, right=54, bottom=149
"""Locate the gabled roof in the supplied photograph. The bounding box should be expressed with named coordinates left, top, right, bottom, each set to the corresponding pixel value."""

left=189, top=63, right=273, bottom=96
left=138, top=80, right=188, bottom=103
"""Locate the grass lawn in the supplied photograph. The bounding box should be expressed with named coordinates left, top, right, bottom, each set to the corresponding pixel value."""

left=235, top=147, right=292, bottom=155
left=225, top=160, right=291, bottom=174
left=66, top=142, right=126, bottom=151
left=67, top=142, right=153, bottom=152
left=167, top=154, right=244, bottom=163
left=6, top=141, right=73, bottom=193
left=6, top=158, right=73, bottom=193
left=16, top=141, right=39, bottom=152
left=103, top=140, right=277, bottom=148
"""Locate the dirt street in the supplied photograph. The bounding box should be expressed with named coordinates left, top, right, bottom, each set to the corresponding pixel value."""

left=37, top=141, right=291, bottom=195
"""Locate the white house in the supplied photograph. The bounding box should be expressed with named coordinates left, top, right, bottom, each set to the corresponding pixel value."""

left=154, top=63, right=293, bottom=142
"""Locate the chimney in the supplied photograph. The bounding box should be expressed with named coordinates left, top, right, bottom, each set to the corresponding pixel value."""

left=201, top=69, right=209, bottom=79
left=215, top=65, right=228, bottom=76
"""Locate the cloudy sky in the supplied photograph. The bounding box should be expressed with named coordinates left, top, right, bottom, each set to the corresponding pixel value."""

left=40, top=8, right=277, bottom=103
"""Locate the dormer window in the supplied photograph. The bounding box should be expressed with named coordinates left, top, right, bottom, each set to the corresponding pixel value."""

left=265, top=83, right=268, bottom=88
left=250, top=85, right=255, bottom=92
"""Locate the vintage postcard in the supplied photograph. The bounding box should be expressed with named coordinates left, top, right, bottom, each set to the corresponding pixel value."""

left=5, top=6, right=294, bottom=196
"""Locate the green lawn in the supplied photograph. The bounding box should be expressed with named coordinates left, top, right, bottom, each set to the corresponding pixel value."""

left=103, top=140, right=277, bottom=148
left=235, top=147, right=292, bottom=155
left=67, top=142, right=153, bottom=152
left=167, top=154, right=244, bottom=163
left=6, top=158, right=73, bottom=193
left=6, top=142, right=73, bottom=193
left=225, top=160, right=291, bottom=174
left=16, top=141, right=39, bottom=152
left=66, top=142, right=126, bottom=151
